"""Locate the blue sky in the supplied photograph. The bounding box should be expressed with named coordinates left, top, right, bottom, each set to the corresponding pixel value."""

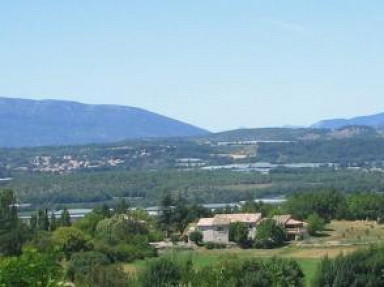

left=1, top=1, right=384, bottom=132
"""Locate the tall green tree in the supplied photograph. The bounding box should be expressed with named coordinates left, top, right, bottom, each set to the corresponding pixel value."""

left=0, top=189, right=25, bottom=256
left=307, top=213, right=325, bottom=236
left=159, top=192, right=173, bottom=236
left=50, top=212, right=57, bottom=231
left=172, top=193, right=189, bottom=234
left=115, top=199, right=129, bottom=215
left=60, top=207, right=71, bottom=227
left=37, top=209, right=50, bottom=231
left=229, top=222, right=250, bottom=247
left=255, top=219, right=286, bottom=248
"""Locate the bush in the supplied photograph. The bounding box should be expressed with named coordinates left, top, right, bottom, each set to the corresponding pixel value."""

left=171, top=234, right=181, bottom=244
left=138, top=255, right=305, bottom=286
left=253, top=239, right=278, bottom=249
left=26, top=231, right=54, bottom=253
left=148, top=230, right=165, bottom=242
left=140, top=257, right=182, bottom=287
left=52, top=227, right=93, bottom=259
left=193, top=257, right=304, bottom=287
left=96, top=214, right=149, bottom=244
left=189, top=231, right=203, bottom=245
left=204, top=242, right=227, bottom=249
left=313, top=246, right=384, bottom=287
left=95, top=241, right=157, bottom=263
left=0, top=250, right=60, bottom=287
left=91, top=265, right=136, bottom=287
left=67, top=251, right=110, bottom=283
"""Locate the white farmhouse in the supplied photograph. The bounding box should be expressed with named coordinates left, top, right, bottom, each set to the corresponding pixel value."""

left=214, top=213, right=262, bottom=239
left=196, top=217, right=231, bottom=243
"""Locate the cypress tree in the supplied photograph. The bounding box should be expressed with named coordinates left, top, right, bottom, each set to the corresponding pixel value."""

left=0, top=189, right=24, bottom=256
left=60, top=207, right=71, bottom=227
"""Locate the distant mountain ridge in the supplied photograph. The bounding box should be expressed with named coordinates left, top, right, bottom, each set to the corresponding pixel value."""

left=0, top=97, right=209, bottom=147
left=312, top=112, right=384, bottom=129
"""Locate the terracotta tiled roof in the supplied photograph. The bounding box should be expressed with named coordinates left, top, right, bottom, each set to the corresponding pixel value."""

left=197, top=217, right=230, bottom=227
left=273, top=214, right=292, bottom=225
left=214, top=213, right=262, bottom=224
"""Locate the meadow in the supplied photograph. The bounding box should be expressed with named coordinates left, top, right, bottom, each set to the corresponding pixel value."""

left=125, top=220, right=384, bottom=286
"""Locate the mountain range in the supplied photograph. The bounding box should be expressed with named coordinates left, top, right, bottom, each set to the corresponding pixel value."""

left=312, top=112, right=384, bottom=129
left=0, top=97, right=209, bottom=147
left=1, top=97, right=384, bottom=148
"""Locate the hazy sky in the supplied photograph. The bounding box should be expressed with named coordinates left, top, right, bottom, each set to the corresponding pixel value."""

left=1, top=1, right=384, bottom=132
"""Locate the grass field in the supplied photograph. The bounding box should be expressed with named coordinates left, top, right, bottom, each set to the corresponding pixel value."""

left=125, top=220, right=384, bottom=286
left=124, top=246, right=358, bottom=286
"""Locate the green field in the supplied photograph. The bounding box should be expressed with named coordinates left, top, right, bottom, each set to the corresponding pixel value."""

left=124, top=220, right=384, bottom=286
left=126, top=249, right=323, bottom=286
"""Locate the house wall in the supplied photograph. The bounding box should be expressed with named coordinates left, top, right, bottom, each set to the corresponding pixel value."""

left=248, top=225, right=257, bottom=239
left=197, top=226, right=229, bottom=243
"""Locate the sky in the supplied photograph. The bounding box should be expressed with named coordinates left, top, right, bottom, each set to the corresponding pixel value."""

left=1, top=1, right=384, bottom=132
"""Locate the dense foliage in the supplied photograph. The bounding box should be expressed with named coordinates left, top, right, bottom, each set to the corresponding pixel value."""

left=313, top=246, right=384, bottom=287
left=140, top=256, right=304, bottom=287
left=0, top=189, right=27, bottom=256
left=284, top=190, right=384, bottom=222
left=254, top=219, right=286, bottom=248
left=0, top=250, right=60, bottom=286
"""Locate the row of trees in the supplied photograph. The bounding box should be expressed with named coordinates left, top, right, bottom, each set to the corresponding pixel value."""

left=29, top=207, right=71, bottom=232
left=284, top=190, right=384, bottom=222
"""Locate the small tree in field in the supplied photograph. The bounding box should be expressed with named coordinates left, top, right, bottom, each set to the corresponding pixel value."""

left=189, top=231, right=203, bottom=245
left=255, top=219, right=286, bottom=248
left=307, top=213, right=325, bottom=236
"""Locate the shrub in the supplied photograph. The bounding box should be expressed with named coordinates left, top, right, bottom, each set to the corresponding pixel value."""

left=171, top=234, right=181, bottom=244
left=313, top=246, right=384, bottom=287
left=204, top=242, right=227, bottom=249
left=67, top=251, right=110, bottom=283
left=52, top=227, right=93, bottom=259
left=140, top=257, right=182, bottom=287
left=189, top=231, right=203, bottom=245
left=95, top=241, right=157, bottom=263
left=0, top=250, right=60, bottom=287
left=253, top=239, right=277, bottom=249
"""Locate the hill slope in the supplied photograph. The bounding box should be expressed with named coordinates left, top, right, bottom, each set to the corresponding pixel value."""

left=312, top=112, right=384, bottom=129
left=0, top=97, right=209, bottom=147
